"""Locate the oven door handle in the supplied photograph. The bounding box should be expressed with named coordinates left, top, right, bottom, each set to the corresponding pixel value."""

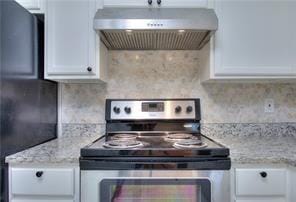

left=80, top=158, right=231, bottom=170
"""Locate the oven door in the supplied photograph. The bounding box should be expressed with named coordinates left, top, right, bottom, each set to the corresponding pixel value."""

left=81, top=170, right=230, bottom=202
left=100, top=178, right=210, bottom=202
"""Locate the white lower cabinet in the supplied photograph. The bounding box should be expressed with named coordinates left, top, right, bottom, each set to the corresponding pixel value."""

left=236, top=200, right=286, bottom=202
left=233, top=166, right=288, bottom=202
left=236, top=169, right=286, bottom=196
left=289, top=167, right=296, bottom=202
left=9, top=165, right=79, bottom=202
left=12, top=200, right=73, bottom=202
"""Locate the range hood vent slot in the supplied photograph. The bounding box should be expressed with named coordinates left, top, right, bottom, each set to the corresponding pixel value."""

left=100, top=30, right=211, bottom=50
left=94, top=8, right=218, bottom=50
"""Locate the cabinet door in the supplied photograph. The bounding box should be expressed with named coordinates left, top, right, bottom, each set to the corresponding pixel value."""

left=236, top=200, right=286, bottom=202
left=12, top=200, right=73, bottom=202
left=213, top=0, right=296, bottom=77
left=15, top=0, right=44, bottom=13
left=235, top=168, right=286, bottom=196
left=46, top=0, right=96, bottom=77
left=11, top=168, right=74, bottom=196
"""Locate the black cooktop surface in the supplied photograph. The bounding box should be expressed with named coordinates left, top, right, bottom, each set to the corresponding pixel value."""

left=80, top=134, right=229, bottom=158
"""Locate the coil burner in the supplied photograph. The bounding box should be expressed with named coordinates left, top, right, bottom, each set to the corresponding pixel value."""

left=103, top=140, right=144, bottom=149
left=164, top=133, right=194, bottom=142
left=173, top=139, right=207, bottom=149
left=111, top=134, right=138, bottom=141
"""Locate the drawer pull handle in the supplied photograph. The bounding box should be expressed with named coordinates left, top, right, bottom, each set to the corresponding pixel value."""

left=36, top=171, right=44, bottom=178
left=87, top=67, right=92, bottom=72
left=260, top=171, right=267, bottom=178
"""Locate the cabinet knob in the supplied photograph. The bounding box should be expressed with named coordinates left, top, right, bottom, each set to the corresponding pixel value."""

left=157, top=0, right=161, bottom=5
left=36, top=171, right=43, bottom=178
left=260, top=171, right=267, bottom=178
left=148, top=0, right=153, bottom=5
left=87, top=67, right=92, bottom=72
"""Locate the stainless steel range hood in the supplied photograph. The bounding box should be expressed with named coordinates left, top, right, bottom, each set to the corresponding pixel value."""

left=94, top=8, right=218, bottom=50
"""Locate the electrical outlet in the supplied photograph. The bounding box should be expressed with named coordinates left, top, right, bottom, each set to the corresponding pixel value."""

left=264, top=99, right=274, bottom=113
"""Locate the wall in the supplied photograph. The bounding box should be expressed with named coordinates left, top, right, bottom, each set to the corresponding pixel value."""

left=61, top=50, right=296, bottom=126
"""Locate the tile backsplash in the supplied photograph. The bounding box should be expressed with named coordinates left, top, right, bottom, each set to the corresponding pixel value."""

left=61, top=51, right=296, bottom=124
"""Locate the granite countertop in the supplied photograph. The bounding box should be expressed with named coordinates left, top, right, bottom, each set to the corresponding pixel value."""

left=5, top=134, right=296, bottom=167
left=5, top=135, right=99, bottom=164
left=211, top=135, right=296, bottom=167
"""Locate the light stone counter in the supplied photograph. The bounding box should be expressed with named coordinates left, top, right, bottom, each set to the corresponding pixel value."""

left=5, top=135, right=99, bottom=164
left=210, top=136, right=296, bottom=167
left=5, top=132, right=296, bottom=167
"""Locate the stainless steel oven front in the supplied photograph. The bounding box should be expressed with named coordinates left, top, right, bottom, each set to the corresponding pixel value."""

left=81, top=170, right=230, bottom=202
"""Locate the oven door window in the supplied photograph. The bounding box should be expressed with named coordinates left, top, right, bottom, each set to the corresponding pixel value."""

left=100, top=179, right=211, bottom=202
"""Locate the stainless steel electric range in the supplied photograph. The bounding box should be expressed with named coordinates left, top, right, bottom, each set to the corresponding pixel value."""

left=80, top=99, right=231, bottom=202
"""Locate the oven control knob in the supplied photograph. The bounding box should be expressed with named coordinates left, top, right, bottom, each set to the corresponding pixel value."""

left=175, top=106, right=182, bottom=113
left=124, top=107, right=131, bottom=114
left=113, top=106, right=120, bottom=114
left=186, top=106, right=193, bottom=113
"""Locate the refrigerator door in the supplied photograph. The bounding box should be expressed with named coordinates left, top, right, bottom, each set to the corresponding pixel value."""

left=0, top=1, right=58, bottom=201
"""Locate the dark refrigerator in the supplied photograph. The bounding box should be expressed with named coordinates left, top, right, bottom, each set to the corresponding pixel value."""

left=0, top=1, right=58, bottom=201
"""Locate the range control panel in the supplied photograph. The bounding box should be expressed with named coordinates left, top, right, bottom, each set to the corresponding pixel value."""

left=107, top=99, right=200, bottom=120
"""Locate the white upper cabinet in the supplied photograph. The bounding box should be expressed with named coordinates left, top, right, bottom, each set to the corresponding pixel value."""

left=15, top=0, right=45, bottom=13
left=45, top=0, right=107, bottom=82
left=103, top=0, right=207, bottom=8
left=201, top=0, right=296, bottom=81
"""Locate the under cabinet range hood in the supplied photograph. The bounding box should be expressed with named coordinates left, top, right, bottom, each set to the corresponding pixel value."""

left=94, top=8, right=218, bottom=50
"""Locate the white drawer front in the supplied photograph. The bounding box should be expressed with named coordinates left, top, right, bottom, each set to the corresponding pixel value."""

left=236, top=199, right=286, bottom=202
left=12, top=200, right=73, bottom=202
left=236, top=168, right=286, bottom=196
left=11, top=168, right=74, bottom=196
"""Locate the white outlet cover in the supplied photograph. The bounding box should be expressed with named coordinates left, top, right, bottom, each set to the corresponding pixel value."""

left=264, top=99, right=274, bottom=113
